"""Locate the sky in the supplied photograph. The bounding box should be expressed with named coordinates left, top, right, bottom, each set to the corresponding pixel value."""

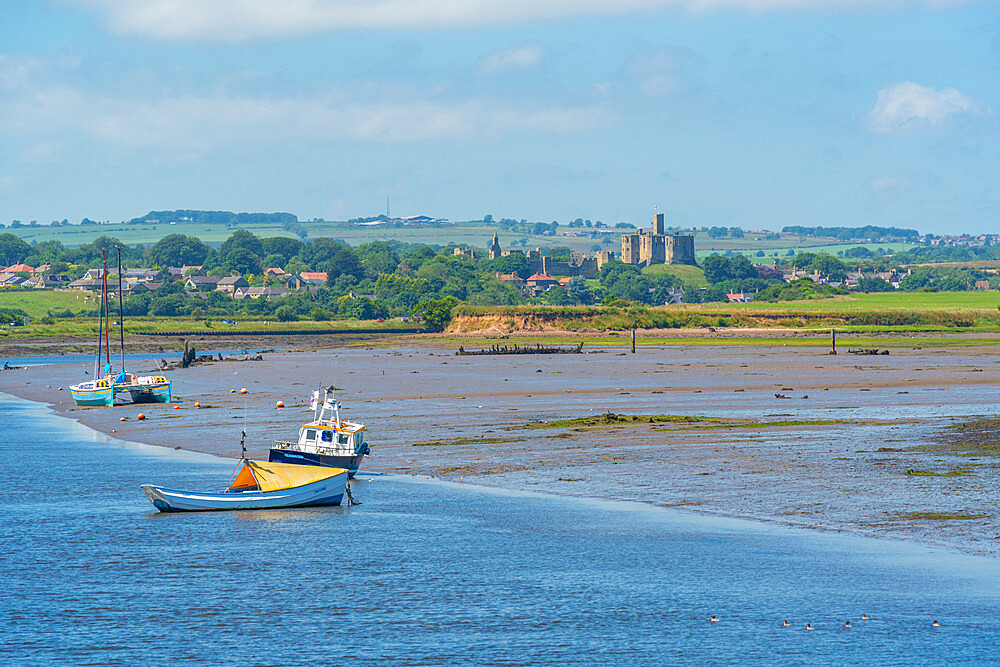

left=1, top=1, right=999, bottom=234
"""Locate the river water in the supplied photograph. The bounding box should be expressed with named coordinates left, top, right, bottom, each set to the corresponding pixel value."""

left=2, top=394, right=999, bottom=664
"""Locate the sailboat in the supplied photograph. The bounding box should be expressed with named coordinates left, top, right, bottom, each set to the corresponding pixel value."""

left=109, top=248, right=171, bottom=403
left=70, top=248, right=172, bottom=406
left=69, top=249, right=116, bottom=407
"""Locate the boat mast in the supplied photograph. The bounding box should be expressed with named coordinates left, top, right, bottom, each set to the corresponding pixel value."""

left=116, top=247, right=125, bottom=371
left=93, top=270, right=102, bottom=380
left=102, top=249, right=110, bottom=368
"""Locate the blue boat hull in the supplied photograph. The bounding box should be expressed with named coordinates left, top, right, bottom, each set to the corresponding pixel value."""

left=70, top=385, right=114, bottom=407
left=268, top=448, right=366, bottom=478
left=124, top=381, right=172, bottom=404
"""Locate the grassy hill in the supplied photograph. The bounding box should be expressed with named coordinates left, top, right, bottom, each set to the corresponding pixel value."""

left=642, top=263, right=708, bottom=288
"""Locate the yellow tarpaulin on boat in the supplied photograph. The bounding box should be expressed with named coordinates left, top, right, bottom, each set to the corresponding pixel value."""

left=227, top=460, right=347, bottom=492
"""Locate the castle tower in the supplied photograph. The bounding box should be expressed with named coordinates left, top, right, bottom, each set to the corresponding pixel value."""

left=654, top=212, right=665, bottom=235
left=488, top=232, right=502, bottom=260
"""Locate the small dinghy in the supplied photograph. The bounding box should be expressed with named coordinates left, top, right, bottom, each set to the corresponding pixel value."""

left=142, top=458, right=349, bottom=513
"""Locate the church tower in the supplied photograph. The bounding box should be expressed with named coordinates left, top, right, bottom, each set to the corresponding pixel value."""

left=488, top=232, right=502, bottom=260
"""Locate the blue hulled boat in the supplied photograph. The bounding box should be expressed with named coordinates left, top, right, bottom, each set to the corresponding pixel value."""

left=269, top=389, right=370, bottom=478
left=69, top=379, right=114, bottom=407
left=70, top=248, right=173, bottom=407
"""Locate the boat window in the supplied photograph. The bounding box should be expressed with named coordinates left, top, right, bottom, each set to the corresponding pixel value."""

left=305, top=429, right=316, bottom=441
left=337, top=433, right=349, bottom=445
left=321, top=430, right=334, bottom=443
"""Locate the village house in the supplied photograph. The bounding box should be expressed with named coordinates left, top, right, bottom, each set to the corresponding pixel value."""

left=216, top=276, right=249, bottom=294
left=495, top=273, right=524, bottom=286
left=4, top=262, right=36, bottom=275
left=123, top=281, right=159, bottom=295
left=68, top=277, right=102, bottom=291
left=526, top=273, right=559, bottom=290
left=162, top=267, right=187, bottom=281
left=287, top=272, right=327, bottom=289
left=22, top=274, right=72, bottom=289
left=185, top=275, right=223, bottom=291
left=234, top=285, right=292, bottom=300
left=124, top=268, right=165, bottom=283
left=264, top=267, right=290, bottom=278
left=726, top=291, right=753, bottom=303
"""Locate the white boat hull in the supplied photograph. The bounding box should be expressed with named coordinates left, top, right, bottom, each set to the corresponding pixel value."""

left=141, top=471, right=348, bottom=512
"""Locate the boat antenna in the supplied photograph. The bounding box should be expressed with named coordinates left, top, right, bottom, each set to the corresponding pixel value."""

left=240, top=429, right=247, bottom=460
left=116, top=246, right=125, bottom=372
left=102, top=249, right=110, bottom=369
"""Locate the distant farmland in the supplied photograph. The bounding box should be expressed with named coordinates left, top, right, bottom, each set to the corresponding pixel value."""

left=3, top=219, right=916, bottom=258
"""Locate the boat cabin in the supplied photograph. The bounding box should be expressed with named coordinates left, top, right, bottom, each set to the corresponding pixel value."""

left=297, top=421, right=366, bottom=455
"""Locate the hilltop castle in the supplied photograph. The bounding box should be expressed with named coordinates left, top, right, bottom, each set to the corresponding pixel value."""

left=620, top=213, right=696, bottom=266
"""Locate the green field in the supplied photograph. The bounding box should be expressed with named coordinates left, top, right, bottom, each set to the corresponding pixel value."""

left=0, top=313, right=416, bottom=339
left=677, top=291, right=1000, bottom=314
left=6, top=219, right=921, bottom=261
left=0, top=290, right=92, bottom=318
left=695, top=242, right=918, bottom=261
left=6, top=219, right=612, bottom=253
left=642, top=263, right=708, bottom=288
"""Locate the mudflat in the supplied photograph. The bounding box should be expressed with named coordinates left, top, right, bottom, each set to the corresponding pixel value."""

left=3, top=340, right=999, bottom=556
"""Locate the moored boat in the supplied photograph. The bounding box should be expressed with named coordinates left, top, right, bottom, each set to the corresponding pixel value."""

left=142, top=458, right=348, bottom=512
left=69, top=378, right=114, bottom=407
left=70, top=247, right=173, bottom=407
left=269, top=388, right=370, bottom=477
left=117, top=373, right=172, bottom=404
left=70, top=249, right=115, bottom=407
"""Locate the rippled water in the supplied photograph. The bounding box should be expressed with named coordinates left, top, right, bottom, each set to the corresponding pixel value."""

left=2, top=395, right=999, bottom=665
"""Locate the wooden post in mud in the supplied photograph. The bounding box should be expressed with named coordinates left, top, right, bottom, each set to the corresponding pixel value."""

left=830, top=328, right=837, bottom=355
left=631, top=328, right=636, bottom=354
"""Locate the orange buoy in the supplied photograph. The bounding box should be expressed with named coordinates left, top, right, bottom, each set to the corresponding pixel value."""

left=194, top=401, right=200, bottom=408
left=276, top=401, right=284, bottom=408
left=173, top=405, right=180, bottom=410
left=137, top=413, right=146, bottom=420
left=58, top=387, right=63, bottom=391
left=120, top=416, right=126, bottom=422
left=229, top=389, right=236, bottom=393
left=240, top=388, right=248, bottom=395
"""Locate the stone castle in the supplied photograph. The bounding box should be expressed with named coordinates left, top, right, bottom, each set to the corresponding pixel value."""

left=477, top=212, right=695, bottom=279
left=620, top=213, right=696, bottom=266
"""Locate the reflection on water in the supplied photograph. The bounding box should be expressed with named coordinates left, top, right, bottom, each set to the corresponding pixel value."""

left=2, top=396, right=1000, bottom=664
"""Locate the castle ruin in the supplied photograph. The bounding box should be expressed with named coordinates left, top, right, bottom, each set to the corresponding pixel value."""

left=486, top=232, right=614, bottom=279
left=620, top=213, right=696, bottom=266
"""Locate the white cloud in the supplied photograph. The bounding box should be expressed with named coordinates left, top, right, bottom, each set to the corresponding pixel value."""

left=866, top=81, right=982, bottom=134
left=478, top=44, right=544, bottom=73
left=0, top=85, right=611, bottom=152
left=75, top=0, right=977, bottom=41
left=0, top=55, right=40, bottom=90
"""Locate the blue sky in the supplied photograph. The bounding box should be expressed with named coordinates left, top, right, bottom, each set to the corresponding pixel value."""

left=1, top=1, right=999, bottom=233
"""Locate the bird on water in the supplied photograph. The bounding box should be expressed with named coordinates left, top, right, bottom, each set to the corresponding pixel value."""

left=710, top=616, right=720, bottom=622
left=932, top=620, right=941, bottom=627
